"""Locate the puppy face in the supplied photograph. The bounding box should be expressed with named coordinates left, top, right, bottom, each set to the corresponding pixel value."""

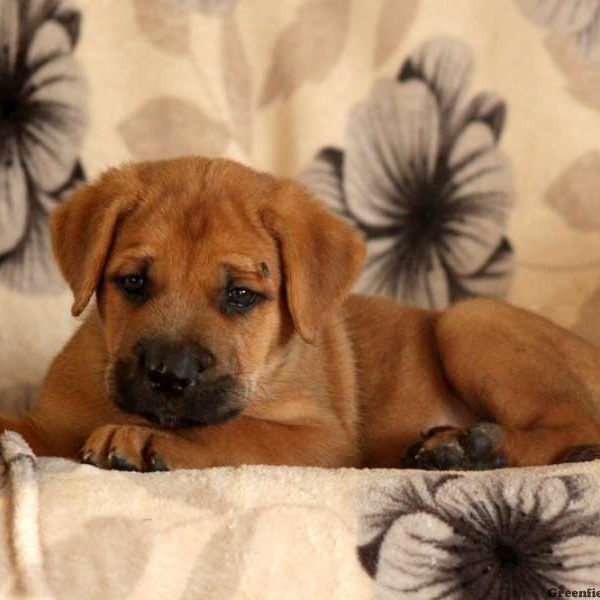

left=100, top=162, right=286, bottom=428
left=50, top=157, right=365, bottom=430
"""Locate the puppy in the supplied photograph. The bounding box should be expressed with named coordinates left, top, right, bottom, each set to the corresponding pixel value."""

left=2, top=156, right=600, bottom=471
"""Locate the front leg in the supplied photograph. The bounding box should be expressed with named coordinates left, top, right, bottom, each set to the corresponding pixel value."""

left=80, top=417, right=359, bottom=472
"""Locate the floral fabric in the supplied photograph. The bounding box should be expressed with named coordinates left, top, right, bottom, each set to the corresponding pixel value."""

left=301, top=37, right=514, bottom=307
left=358, top=472, right=600, bottom=598
left=3, top=0, right=600, bottom=397
left=1, top=4, right=600, bottom=597
left=1, top=431, right=599, bottom=600
left=0, top=0, right=87, bottom=293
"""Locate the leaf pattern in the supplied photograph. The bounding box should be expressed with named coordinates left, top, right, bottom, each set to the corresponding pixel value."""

left=545, top=34, right=600, bottom=112
left=517, top=0, right=598, bottom=34
left=220, top=12, right=253, bottom=155
left=259, top=0, right=350, bottom=107
left=118, top=96, right=231, bottom=160
left=46, top=517, right=155, bottom=599
left=134, top=0, right=191, bottom=55
left=374, top=0, right=419, bottom=68
left=517, top=0, right=600, bottom=67
left=545, top=150, right=600, bottom=231
left=181, top=512, right=260, bottom=599
left=177, top=0, right=238, bottom=14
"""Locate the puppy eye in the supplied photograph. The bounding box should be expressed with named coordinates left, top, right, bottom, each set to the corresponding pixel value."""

left=226, top=287, right=259, bottom=313
left=118, top=274, right=146, bottom=297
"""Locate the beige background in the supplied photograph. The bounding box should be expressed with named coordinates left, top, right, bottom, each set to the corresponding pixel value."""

left=2, top=0, right=600, bottom=393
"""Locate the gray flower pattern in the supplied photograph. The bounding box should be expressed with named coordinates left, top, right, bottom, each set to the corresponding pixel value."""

left=358, top=473, right=600, bottom=599
left=301, top=37, right=515, bottom=309
left=0, top=0, right=87, bottom=293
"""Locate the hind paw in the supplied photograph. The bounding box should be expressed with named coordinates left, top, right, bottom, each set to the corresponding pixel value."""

left=401, top=422, right=507, bottom=471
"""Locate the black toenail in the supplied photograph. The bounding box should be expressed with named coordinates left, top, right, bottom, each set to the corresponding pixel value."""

left=147, top=455, right=169, bottom=472
left=79, top=450, right=98, bottom=467
left=109, top=453, right=138, bottom=472
left=415, top=453, right=436, bottom=470
left=405, top=440, right=424, bottom=459
left=491, top=455, right=507, bottom=469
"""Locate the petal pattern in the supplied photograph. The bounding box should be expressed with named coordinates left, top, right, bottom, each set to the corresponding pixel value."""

left=357, top=237, right=451, bottom=308
left=377, top=514, right=455, bottom=599
left=299, top=147, right=348, bottom=219
left=0, top=140, right=28, bottom=255
left=300, top=36, right=515, bottom=308
left=358, top=474, right=600, bottom=597
left=20, top=0, right=82, bottom=47
left=0, top=0, right=87, bottom=293
left=399, top=36, right=474, bottom=122
left=442, top=122, right=514, bottom=275
left=449, top=238, right=514, bottom=300
left=0, top=202, right=64, bottom=293
left=21, top=22, right=87, bottom=192
left=344, top=79, right=440, bottom=230
left=462, top=92, right=507, bottom=141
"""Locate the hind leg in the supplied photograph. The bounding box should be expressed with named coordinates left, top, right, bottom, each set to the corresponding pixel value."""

left=430, top=299, right=600, bottom=468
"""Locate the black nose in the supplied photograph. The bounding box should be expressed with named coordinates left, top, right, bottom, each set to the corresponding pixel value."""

left=137, top=339, right=215, bottom=396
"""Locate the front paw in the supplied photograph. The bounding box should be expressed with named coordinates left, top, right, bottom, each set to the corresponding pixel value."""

left=79, top=425, right=170, bottom=472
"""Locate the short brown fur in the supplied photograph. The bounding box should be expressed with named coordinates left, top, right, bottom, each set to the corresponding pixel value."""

left=3, top=157, right=600, bottom=470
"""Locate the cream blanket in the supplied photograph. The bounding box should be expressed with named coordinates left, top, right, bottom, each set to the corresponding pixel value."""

left=1, top=432, right=599, bottom=600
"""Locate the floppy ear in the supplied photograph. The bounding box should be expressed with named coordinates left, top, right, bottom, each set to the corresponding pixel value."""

left=50, top=175, right=134, bottom=317
left=263, top=180, right=366, bottom=344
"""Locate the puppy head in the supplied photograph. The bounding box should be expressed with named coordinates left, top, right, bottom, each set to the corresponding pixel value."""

left=51, top=157, right=365, bottom=429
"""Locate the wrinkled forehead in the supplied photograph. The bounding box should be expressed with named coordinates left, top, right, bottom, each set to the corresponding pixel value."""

left=107, top=161, right=280, bottom=279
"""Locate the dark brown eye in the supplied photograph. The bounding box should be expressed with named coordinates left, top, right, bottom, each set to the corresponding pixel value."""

left=226, top=287, right=259, bottom=312
left=119, top=274, right=146, bottom=297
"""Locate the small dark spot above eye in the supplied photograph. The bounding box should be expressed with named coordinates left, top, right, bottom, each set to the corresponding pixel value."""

left=259, top=262, right=269, bottom=278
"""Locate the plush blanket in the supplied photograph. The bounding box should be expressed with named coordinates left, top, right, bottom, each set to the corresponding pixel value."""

left=0, top=431, right=598, bottom=600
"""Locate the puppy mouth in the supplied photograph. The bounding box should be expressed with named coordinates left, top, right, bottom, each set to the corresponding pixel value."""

left=142, top=411, right=195, bottom=430
left=139, top=405, right=243, bottom=430
left=112, top=363, right=246, bottom=429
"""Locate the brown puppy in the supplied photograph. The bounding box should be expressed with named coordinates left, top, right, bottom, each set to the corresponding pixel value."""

left=2, top=156, right=600, bottom=471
